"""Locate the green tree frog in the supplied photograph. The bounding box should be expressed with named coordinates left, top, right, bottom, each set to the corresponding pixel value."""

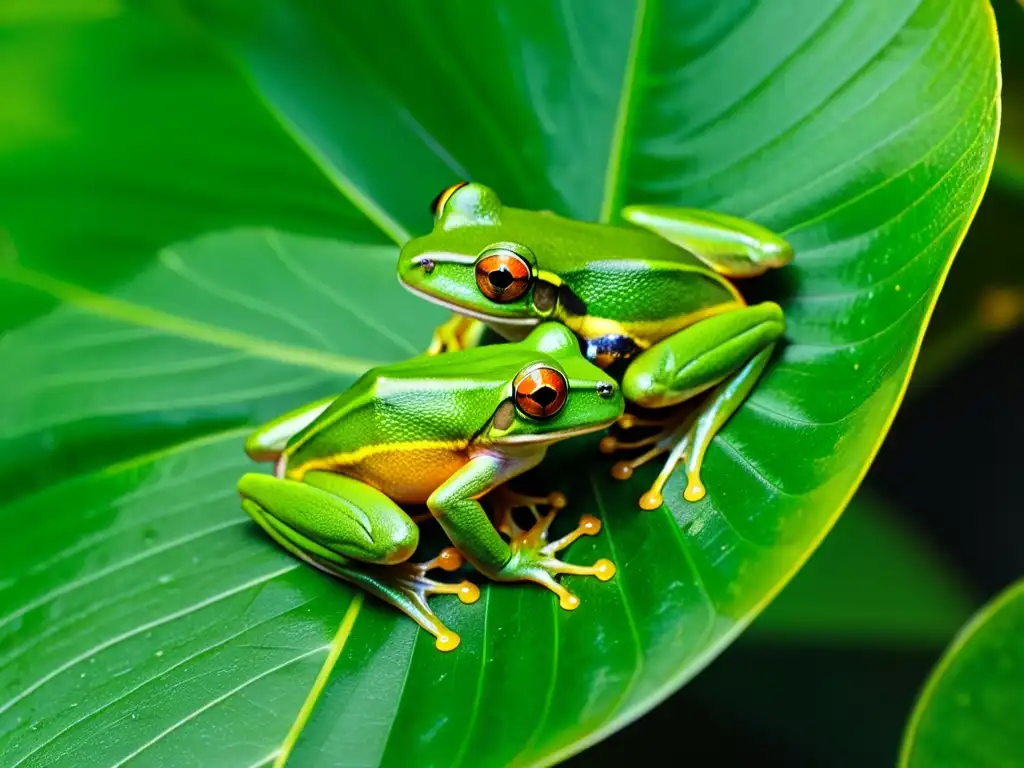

left=398, top=182, right=792, bottom=510
left=238, top=322, right=622, bottom=651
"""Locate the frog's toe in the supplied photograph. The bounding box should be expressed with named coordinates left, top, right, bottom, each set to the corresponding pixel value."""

left=385, top=548, right=483, bottom=651
left=298, top=544, right=478, bottom=653
left=499, top=508, right=615, bottom=609
left=595, top=408, right=703, bottom=510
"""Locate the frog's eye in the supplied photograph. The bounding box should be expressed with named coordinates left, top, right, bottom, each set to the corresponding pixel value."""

left=513, top=365, right=568, bottom=419
left=475, top=248, right=531, bottom=302
left=430, top=181, right=469, bottom=218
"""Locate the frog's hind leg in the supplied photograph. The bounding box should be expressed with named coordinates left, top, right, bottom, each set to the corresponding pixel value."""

left=244, top=395, right=337, bottom=463
left=599, top=407, right=693, bottom=475
left=425, top=314, right=488, bottom=356
left=239, top=471, right=479, bottom=651
left=607, top=303, right=784, bottom=509
left=327, top=547, right=480, bottom=653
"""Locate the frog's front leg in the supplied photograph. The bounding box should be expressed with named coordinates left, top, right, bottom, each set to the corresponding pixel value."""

left=605, top=302, right=784, bottom=509
left=239, top=471, right=479, bottom=651
left=427, top=452, right=614, bottom=610
left=425, top=314, right=488, bottom=356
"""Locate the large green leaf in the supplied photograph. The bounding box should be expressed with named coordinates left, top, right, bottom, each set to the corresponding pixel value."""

left=900, top=579, right=1024, bottom=767
left=0, top=2, right=999, bottom=766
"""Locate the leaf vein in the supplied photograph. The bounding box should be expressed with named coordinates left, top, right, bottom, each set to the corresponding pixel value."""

left=109, top=644, right=327, bottom=768
left=0, top=517, right=247, bottom=634
left=10, top=596, right=321, bottom=767
left=273, top=593, right=364, bottom=767
left=0, top=263, right=380, bottom=375
left=0, top=565, right=298, bottom=721
left=599, top=0, right=650, bottom=222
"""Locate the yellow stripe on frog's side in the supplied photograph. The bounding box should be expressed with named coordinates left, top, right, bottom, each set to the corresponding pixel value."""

left=289, top=438, right=470, bottom=478
left=563, top=300, right=743, bottom=350
left=288, top=439, right=473, bottom=504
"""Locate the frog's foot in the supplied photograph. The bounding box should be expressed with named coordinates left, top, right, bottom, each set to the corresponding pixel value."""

left=425, top=314, right=487, bottom=356
left=379, top=547, right=481, bottom=651
left=325, top=546, right=479, bottom=652
left=598, top=409, right=699, bottom=510
left=494, top=501, right=615, bottom=610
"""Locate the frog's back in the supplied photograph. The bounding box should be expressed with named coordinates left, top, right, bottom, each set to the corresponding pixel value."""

left=282, top=359, right=509, bottom=502
left=504, top=209, right=742, bottom=325
left=503, top=208, right=698, bottom=273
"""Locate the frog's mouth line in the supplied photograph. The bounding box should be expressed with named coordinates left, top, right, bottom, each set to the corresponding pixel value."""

left=494, top=421, right=614, bottom=445
left=399, top=281, right=539, bottom=326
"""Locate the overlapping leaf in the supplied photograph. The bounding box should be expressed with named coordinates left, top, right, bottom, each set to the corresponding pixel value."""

left=900, top=579, right=1024, bottom=767
left=0, top=1, right=999, bottom=766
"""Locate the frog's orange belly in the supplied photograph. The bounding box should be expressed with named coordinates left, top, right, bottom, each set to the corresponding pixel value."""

left=292, top=444, right=471, bottom=505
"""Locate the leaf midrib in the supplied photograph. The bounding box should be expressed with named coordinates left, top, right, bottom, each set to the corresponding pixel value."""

left=0, top=261, right=382, bottom=375
left=271, top=594, right=364, bottom=768
left=599, top=0, right=651, bottom=223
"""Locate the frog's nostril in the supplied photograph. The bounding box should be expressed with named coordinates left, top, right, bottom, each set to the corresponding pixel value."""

left=415, top=257, right=435, bottom=274
left=597, top=382, right=615, bottom=399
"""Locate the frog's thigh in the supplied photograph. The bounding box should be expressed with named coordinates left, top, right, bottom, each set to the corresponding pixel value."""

left=244, top=396, right=336, bottom=462
left=238, top=471, right=419, bottom=565
left=622, top=302, right=784, bottom=408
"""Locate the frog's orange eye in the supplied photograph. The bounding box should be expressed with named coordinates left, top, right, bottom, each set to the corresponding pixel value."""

left=513, top=365, right=568, bottom=419
left=431, top=181, right=469, bottom=218
left=475, top=249, right=531, bottom=302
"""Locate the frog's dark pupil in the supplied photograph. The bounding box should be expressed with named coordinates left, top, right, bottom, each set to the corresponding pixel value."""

left=489, top=267, right=514, bottom=290
left=530, top=386, right=558, bottom=408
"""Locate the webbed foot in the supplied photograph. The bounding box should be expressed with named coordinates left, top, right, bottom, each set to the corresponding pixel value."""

left=379, top=547, right=481, bottom=651
left=487, top=487, right=615, bottom=609
left=601, top=342, right=776, bottom=509
left=599, top=408, right=703, bottom=509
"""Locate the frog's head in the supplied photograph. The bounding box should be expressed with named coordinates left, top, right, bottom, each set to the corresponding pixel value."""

left=398, top=181, right=553, bottom=331
left=482, top=323, right=624, bottom=446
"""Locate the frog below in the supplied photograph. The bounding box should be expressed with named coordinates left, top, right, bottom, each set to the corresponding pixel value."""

left=238, top=322, right=623, bottom=650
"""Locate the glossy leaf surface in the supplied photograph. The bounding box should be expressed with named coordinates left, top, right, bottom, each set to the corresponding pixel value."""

left=0, top=2, right=999, bottom=765
left=900, top=579, right=1024, bottom=767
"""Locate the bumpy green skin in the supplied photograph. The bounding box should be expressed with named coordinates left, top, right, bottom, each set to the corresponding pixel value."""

left=403, top=203, right=736, bottom=331
left=396, top=182, right=793, bottom=506
left=238, top=322, right=624, bottom=648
